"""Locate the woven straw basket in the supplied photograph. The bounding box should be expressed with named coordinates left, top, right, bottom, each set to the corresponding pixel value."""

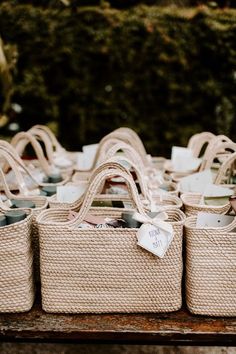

left=0, top=151, right=48, bottom=280
left=185, top=215, right=236, bottom=316
left=37, top=167, right=185, bottom=313
left=0, top=209, right=34, bottom=312
left=181, top=193, right=231, bottom=217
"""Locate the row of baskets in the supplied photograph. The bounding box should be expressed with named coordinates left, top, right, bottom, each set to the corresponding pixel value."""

left=0, top=125, right=236, bottom=316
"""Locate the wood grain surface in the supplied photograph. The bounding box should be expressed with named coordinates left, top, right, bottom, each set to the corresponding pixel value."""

left=0, top=296, right=236, bottom=345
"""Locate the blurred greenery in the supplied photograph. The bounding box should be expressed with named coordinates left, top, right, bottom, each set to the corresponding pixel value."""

left=0, top=3, right=236, bottom=155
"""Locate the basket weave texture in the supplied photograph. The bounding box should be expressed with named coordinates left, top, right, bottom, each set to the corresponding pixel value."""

left=185, top=215, right=236, bottom=316
left=37, top=167, right=185, bottom=313
left=0, top=211, right=34, bottom=312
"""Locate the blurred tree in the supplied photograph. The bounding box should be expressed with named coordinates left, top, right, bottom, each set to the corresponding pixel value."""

left=0, top=38, right=17, bottom=127
left=0, top=0, right=235, bottom=7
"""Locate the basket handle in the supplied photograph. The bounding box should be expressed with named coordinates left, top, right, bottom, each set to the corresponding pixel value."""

left=0, top=149, right=31, bottom=196
left=11, top=131, right=54, bottom=175
left=30, top=124, right=64, bottom=153
left=215, top=151, right=236, bottom=184
left=93, top=138, right=123, bottom=168
left=98, top=141, right=145, bottom=171
left=103, top=155, right=150, bottom=199
left=200, top=141, right=236, bottom=171
left=0, top=144, right=45, bottom=186
left=68, top=167, right=146, bottom=229
left=0, top=140, right=26, bottom=173
left=189, top=132, right=215, bottom=158
left=93, top=130, right=148, bottom=168
left=114, top=127, right=147, bottom=158
left=200, top=135, right=232, bottom=171
left=28, top=127, right=55, bottom=164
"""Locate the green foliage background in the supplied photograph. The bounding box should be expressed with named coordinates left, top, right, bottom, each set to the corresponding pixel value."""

left=0, top=2, right=236, bottom=155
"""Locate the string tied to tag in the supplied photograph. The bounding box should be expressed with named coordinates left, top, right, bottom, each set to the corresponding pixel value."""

left=132, top=211, right=173, bottom=234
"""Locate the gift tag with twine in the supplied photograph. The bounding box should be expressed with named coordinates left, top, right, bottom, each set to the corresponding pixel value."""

left=133, top=211, right=173, bottom=258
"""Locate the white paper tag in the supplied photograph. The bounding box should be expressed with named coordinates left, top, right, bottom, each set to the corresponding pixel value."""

left=106, top=185, right=128, bottom=195
left=53, top=155, right=73, bottom=168
left=196, top=212, right=234, bottom=228
left=76, top=152, right=85, bottom=170
left=57, top=184, right=88, bottom=203
left=82, top=143, right=98, bottom=169
left=180, top=169, right=213, bottom=193
left=137, top=223, right=173, bottom=258
left=203, top=184, right=233, bottom=198
left=171, top=146, right=201, bottom=172
left=171, top=146, right=193, bottom=161
left=0, top=193, right=7, bottom=202
left=123, top=202, right=133, bottom=209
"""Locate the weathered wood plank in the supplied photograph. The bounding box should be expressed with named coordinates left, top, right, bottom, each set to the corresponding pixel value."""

left=0, top=297, right=236, bottom=344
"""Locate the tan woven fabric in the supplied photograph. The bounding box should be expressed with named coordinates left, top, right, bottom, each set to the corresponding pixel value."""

left=181, top=193, right=231, bottom=217
left=37, top=167, right=185, bottom=313
left=0, top=210, right=34, bottom=312
left=0, top=153, right=48, bottom=280
left=185, top=215, right=236, bottom=316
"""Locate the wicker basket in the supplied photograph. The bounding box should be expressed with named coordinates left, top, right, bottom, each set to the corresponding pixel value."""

left=37, top=167, right=185, bottom=313
left=181, top=193, right=231, bottom=217
left=0, top=152, right=48, bottom=280
left=0, top=209, right=34, bottom=312
left=185, top=215, right=236, bottom=316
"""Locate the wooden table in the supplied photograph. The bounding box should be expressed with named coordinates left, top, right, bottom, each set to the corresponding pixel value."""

left=0, top=297, right=236, bottom=345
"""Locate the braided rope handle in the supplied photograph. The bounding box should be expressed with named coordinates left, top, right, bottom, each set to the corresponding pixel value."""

left=200, top=141, right=236, bottom=172
left=94, top=130, right=148, bottom=167
left=0, top=140, right=26, bottom=173
left=0, top=144, right=68, bottom=189
left=11, top=131, right=54, bottom=175
left=0, top=144, right=45, bottom=186
left=50, top=160, right=139, bottom=210
left=103, top=156, right=150, bottom=199
left=28, top=127, right=55, bottom=164
left=94, top=138, right=124, bottom=168
left=68, top=167, right=146, bottom=229
left=200, top=135, right=233, bottom=171
left=30, top=124, right=64, bottom=153
left=114, top=127, right=147, bottom=158
left=190, top=132, right=215, bottom=158
left=98, top=141, right=145, bottom=172
left=0, top=149, right=31, bottom=196
left=187, top=133, right=200, bottom=151
left=215, top=151, right=236, bottom=184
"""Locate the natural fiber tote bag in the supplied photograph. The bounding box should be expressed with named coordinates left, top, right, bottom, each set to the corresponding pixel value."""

left=37, top=167, right=185, bottom=313
left=185, top=215, right=236, bottom=316
left=0, top=208, right=34, bottom=312
left=0, top=150, right=48, bottom=280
